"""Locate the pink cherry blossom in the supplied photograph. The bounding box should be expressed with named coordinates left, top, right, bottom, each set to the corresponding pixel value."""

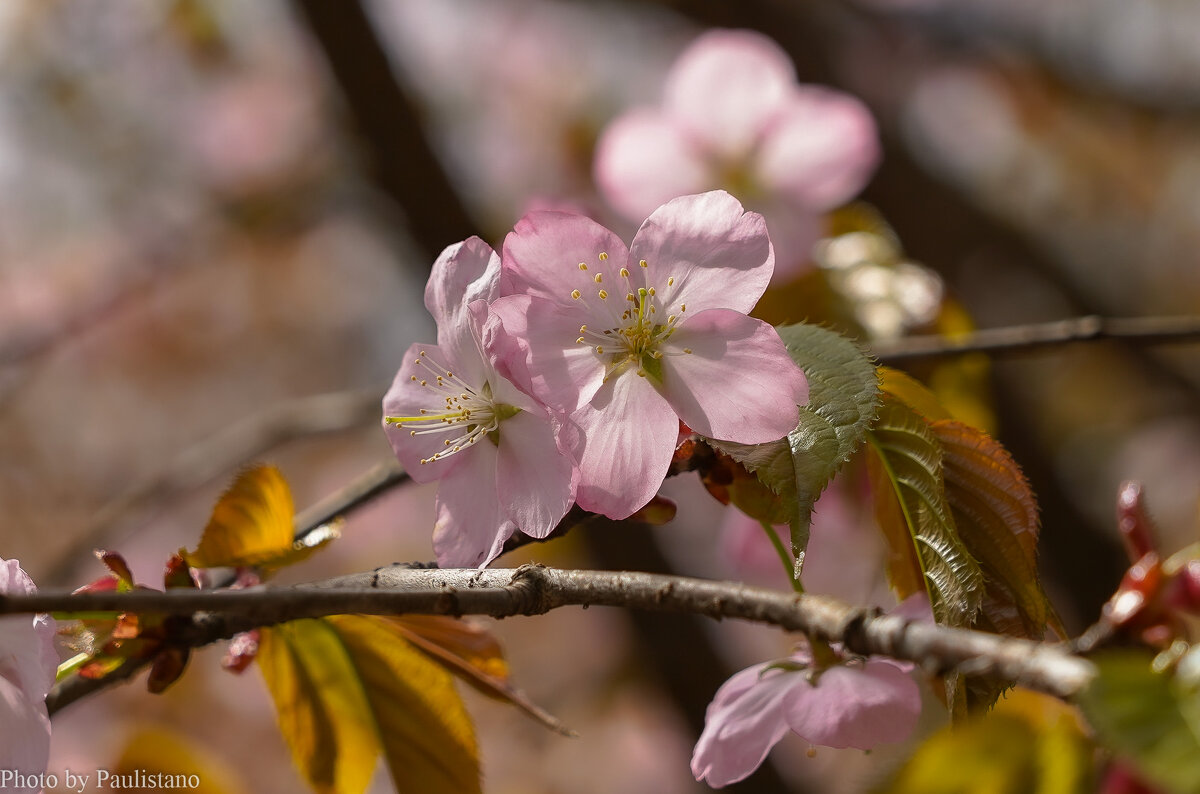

left=382, top=237, right=577, bottom=567
left=594, top=29, right=880, bottom=277
left=0, top=558, right=58, bottom=792
left=691, top=640, right=921, bottom=788
left=491, top=191, right=808, bottom=519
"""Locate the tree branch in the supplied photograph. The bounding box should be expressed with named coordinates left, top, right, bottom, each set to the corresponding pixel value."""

left=14, top=566, right=1095, bottom=708
left=872, top=314, right=1200, bottom=362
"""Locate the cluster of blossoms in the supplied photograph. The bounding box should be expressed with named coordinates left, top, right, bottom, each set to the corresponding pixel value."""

left=382, top=190, right=809, bottom=566
left=0, top=558, right=57, bottom=793
left=595, top=29, right=880, bottom=278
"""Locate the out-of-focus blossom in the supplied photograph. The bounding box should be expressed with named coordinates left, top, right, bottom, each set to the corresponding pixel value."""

left=492, top=191, right=807, bottom=519
left=382, top=238, right=577, bottom=567
left=0, top=558, right=58, bottom=791
left=594, top=29, right=880, bottom=277
left=691, top=600, right=928, bottom=788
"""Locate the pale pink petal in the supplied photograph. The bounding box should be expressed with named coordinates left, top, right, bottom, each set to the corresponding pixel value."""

left=755, top=86, right=880, bottom=210
left=691, top=663, right=795, bottom=788
left=0, top=561, right=57, bottom=700
left=660, top=310, right=806, bottom=443
left=0, top=559, right=54, bottom=786
left=750, top=195, right=825, bottom=280
left=630, top=191, right=774, bottom=316
left=496, top=409, right=577, bottom=538
left=431, top=440, right=514, bottom=568
left=594, top=108, right=714, bottom=223
left=489, top=295, right=606, bottom=414
left=500, top=211, right=631, bottom=305
left=573, top=373, right=678, bottom=518
left=381, top=342, right=473, bottom=484
left=783, top=660, right=921, bottom=749
left=0, top=677, right=50, bottom=789
left=424, top=237, right=500, bottom=363
left=665, top=30, right=795, bottom=160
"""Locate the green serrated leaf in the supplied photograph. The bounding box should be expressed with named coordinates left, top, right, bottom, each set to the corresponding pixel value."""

left=866, top=395, right=984, bottom=628
left=1079, top=650, right=1200, bottom=794
left=710, top=323, right=879, bottom=575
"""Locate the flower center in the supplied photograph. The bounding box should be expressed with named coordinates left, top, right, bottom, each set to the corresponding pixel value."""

left=385, top=350, right=520, bottom=464
left=568, top=253, right=693, bottom=383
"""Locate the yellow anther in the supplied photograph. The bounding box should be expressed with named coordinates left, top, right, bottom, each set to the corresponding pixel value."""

left=578, top=262, right=588, bottom=271
left=420, top=379, right=427, bottom=386
left=626, top=292, right=635, bottom=301
left=599, top=289, right=608, bottom=299
left=620, top=267, right=630, bottom=278
left=683, top=348, right=693, bottom=354
left=594, top=273, right=603, bottom=283
left=596, top=346, right=604, bottom=354
left=667, top=314, right=676, bottom=323
left=580, top=324, right=588, bottom=332
left=648, top=287, right=656, bottom=296
left=571, top=289, right=582, bottom=300
left=599, top=252, right=609, bottom=261
left=576, top=336, right=585, bottom=344
left=681, top=303, right=687, bottom=312
left=639, top=259, right=648, bottom=268
left=410, top=375, right=418, bottom=381
left=667, top=276, right=675, bottom=286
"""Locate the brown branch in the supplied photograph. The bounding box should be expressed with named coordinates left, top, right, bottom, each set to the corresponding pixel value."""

left=17, top=566, right=1096, bottom=714
left=872, top=315, right=1200, bottom=362
left=290, top=0, right=478, bottom=264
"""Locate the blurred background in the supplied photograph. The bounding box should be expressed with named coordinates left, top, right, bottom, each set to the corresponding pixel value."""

left=4, top=0, right=1200, bottom=791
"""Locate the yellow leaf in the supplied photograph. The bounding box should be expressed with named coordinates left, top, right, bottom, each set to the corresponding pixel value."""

left=258, top=621, right=381, bottom=794
left=326, top=615, right=481, bottom=794
left=884, top=709, right=1093, bottom=794
left=879, top=367, right=954, bottom=422
left=258, top=617, right=482, bottom=794
left=114, top=726, right=247, bottom=794
left=184, top=465, right=338, bottom=572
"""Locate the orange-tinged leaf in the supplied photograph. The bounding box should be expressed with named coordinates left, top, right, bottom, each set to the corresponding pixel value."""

left=392, top=616, right=572, bottom=736
left=932, top=419, right=1060, bottom=641
left=184, top=465, right=339, bottom=573
left=325, top=615, right=481, bottom=794
left=258, top=617, right=481, bottom=794
left=257, top=620, right=381, bottom=794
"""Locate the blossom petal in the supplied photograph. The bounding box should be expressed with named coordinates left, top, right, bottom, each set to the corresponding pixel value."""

left=500, top=211, right=631, bottom=305
left=489, top=295, right=606, bottom=414
left=660, top=309, right=806, bottom=443
left=381, top=342, right=475, bottom=484
left=630, top=191, right=774, bottom=316
left=755, top=87, right=880, bottom=210
left=496, top=409, right=577, bottom=538
left=431, top=440, right=514, bottom=568
left=573, top=373, right=677, bottom=518
left=691, top=663, right=795, bottom=788
left=665, top=30, right=795, bottom=159
left=425, top=237, right=501, bottom=364
left=0, top=562, right=57, bottom=701
left=594, top=108, right=714, bottom=223
left=783, top=660, right=921, bottom=749
left=0, top=677, right=50, bottom=789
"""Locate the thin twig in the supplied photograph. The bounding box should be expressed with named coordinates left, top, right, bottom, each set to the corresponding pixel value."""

left=13, top=566, right=1096, bottom=712
left=44, top=388, right=384, bottom=588
left=872, top=315, right=1200, bottom=362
